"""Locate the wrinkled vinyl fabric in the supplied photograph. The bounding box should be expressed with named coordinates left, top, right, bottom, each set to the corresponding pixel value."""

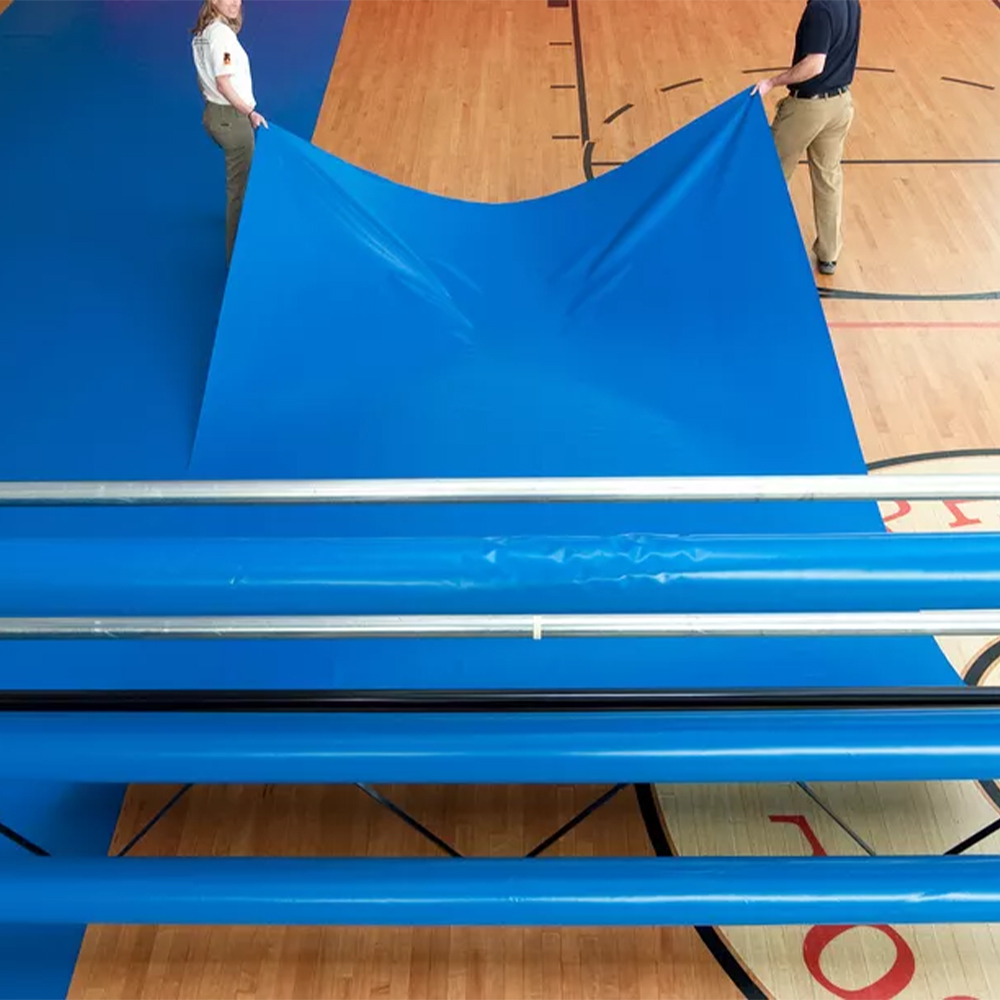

left=1, top=533, right=998, bottom=616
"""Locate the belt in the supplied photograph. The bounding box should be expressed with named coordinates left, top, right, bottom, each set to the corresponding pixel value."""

left=790, top=85, right=849, bottom=100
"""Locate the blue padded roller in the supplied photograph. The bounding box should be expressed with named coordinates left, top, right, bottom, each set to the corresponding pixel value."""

left=2, top=856, right=999, bottom=927
left=2, top=708, right=1000, bottom=783
left=2, top=532, right=1000, bottom=615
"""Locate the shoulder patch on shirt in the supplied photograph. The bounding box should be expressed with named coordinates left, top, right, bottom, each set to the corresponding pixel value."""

left=223, top=51, right=231, bottom=65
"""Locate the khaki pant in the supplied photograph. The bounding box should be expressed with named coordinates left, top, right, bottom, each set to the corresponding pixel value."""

left=203, top=102, right=255, bottom=263
left=771, top=90, right=854, bottom=264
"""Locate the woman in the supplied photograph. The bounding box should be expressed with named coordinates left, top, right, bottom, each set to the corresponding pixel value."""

left=192, top=0, right=267, bottom=263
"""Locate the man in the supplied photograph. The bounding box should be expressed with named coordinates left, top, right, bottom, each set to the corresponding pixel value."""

left=754, top=0, right=861, bottom=276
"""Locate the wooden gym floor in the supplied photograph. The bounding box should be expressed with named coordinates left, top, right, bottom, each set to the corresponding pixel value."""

left=69, top=2, right=1000, bottom=998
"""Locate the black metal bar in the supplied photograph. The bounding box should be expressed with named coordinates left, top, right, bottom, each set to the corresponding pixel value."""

left=355, top=784, right=462, bottom=858
left=0, top=821, right=49, bottom=857
left=1, top=687, right=1000, bottom=713
left=115, top=784, right=193, bottom=857
left=796, top=783, right=877, bottom=856
left=945, top=815, right=1000, bottom=856
left=525, top=784, right=626, bottom=858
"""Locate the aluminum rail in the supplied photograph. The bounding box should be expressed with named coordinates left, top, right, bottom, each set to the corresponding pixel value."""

left=4, top=609, right=1000, bottom=639
left=2, top=856, right=1000, bottom=926
left=2, top=473, right=1000, bottom=505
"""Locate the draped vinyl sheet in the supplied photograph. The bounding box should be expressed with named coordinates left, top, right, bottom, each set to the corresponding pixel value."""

left=196, top=94, right=859, bottom=513
left=0, top=92, right=957, bottom=690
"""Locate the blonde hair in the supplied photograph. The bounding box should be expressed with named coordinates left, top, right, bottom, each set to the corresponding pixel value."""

left=192, top=0, right=242, bottom=36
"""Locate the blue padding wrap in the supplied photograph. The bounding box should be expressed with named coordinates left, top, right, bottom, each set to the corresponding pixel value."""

left=1, top=533, right=998, bottom=615
left=2, top=857, right=1000, bottom=927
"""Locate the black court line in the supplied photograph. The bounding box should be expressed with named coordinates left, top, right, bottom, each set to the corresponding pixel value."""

left=743, top=65, right=894, bottom=74
left=598, top=154, right=1000, bottom=172
left=868, top=446, right=1000, bottom=470
left=549, top=40, right=573, bottom=46
left=0, top=820, right=49, bottom=857
left=942, top=75, right=996, bottom=91
left=965, top=640, right=1000, bottom=691
left=820, top=286, right=1000, bottom=302
left=603, top=102, right=633, bottom=125
left=582, top=139, right=597, bottom=181
left=838, top=157, right=1000, bottom=165
left=547, top=0, right=570, bottom=7
left=552, top=134, right=580, bottom=140
left=661, top=77, right=704, bottom=93
left=634, top=785, right=767, bottom=1000
left=569, top=0, right=591, bottom=143
left=551, top=83, right=576, bottom=90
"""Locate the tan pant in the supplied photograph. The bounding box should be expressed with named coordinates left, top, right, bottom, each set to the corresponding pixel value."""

left=203, top=102, right=255, bottom=263
left=771, top=90, right=854, bottom=264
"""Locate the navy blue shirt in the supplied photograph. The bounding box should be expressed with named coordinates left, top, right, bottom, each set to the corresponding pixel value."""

left=791, top=0, right=861, bottom=98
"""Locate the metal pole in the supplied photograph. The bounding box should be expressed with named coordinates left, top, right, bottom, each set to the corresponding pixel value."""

left=3, top=609, right=1000, bottom=639
left=5, top=686, right=1000, bottom=713
left=1, top=473, right=1000, bottom=505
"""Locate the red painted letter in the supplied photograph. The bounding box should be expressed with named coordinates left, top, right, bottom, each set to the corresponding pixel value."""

left=943, top=500, right=983, bottom=529
left=881, top=500, right=911, bottom=529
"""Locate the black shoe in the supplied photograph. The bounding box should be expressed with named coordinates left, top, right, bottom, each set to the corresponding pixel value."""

left=817, top=259, right=837, bottom=276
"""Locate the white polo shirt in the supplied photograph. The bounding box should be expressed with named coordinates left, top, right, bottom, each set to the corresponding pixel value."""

left=192, top=19, right=255, bottom=109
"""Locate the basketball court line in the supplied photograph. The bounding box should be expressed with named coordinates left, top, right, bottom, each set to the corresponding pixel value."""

left=821, top=287, right=1000, bottom=301
left=591, top=157, right=1000, bottom=167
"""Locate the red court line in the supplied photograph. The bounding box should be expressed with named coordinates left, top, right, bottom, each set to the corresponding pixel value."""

left=829, top=321, right=1000, bottom=330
